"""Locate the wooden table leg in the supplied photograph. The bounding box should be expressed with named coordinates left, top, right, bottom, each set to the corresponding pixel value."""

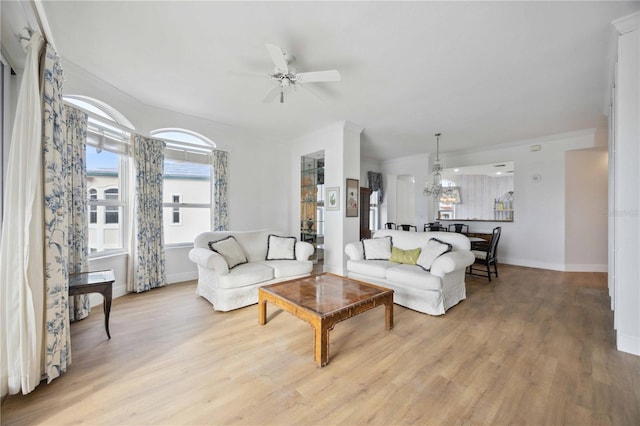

left=103, top=286, right=112, bottom=339
left=258, top=295, right=267, bottom=325
left=385, top=297, right=394, bottom=330
left=314, top=321, right=330, bottom=367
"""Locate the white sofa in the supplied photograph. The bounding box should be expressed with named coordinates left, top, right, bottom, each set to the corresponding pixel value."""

left=344, top=229, right=475, bottom=315
left=189, top=230, right=314, bottom=311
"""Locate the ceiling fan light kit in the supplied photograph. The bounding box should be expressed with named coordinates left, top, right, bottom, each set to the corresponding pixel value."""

left=259, top=43, right=341, bottom=104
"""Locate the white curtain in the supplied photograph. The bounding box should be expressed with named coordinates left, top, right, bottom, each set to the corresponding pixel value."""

left=0, top=34, right=45, bottom=396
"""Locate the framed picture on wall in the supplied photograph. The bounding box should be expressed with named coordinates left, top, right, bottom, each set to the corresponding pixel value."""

left=346, top=178, right=359, bottom=217
left=326, top=187, right=340, bottom=211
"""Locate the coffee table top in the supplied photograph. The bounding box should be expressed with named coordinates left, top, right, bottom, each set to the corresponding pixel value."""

left=260, top=273, right=392, bottom=316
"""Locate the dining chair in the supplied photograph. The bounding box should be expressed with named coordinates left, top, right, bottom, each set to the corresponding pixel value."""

left=448, top=223, right=469, bottom=233
left=425, top=222, right=447, bottom=232
left=467, top=226, right=501, bottom=281
left=385, top=222, right=396, bottom=230
left=397, top=224, right=417, bottom=232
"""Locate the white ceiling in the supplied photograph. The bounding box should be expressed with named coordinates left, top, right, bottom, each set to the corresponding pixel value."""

left=9, top=1, right=640, bottom=160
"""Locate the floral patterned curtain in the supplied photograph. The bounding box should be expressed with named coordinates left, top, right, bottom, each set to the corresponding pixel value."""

left=130, top=135, right=166, bottom=292
left=64, top=106, right=90, bottom=321
left=42, top=43, right=73, bottom=383
left=212, top=150, right=228, bottom=231
left=368, top=171, right=383, bottom=203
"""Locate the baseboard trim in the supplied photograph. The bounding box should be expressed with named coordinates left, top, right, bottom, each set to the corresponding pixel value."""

left=167, top=271, right=198, bottom=284
left=500, top=257, right=565, bottom=271
left=617, top=332, right=640, bottom=356
left=499, top=258, right=607, bottom=273
left=564, top=264, right=608, bottom=273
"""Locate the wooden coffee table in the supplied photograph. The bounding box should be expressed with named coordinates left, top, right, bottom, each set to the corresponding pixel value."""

left=258, top=273, right=393, bottom=367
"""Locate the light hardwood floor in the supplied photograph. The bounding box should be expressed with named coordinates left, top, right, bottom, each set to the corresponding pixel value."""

left=2, top=265, right=640, bottom=425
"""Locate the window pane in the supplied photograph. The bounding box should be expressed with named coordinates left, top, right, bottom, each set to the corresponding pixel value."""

left=163, top=160, right=210, bottom=204
left=88, top=189, right=97, bottom=224
left=86, top=146, right=124, bottom=254
left=104, top=188, right=119, bottom=223
left=88, top=206, right=123, bottom=253
left=87, top=146, right=120, bottom=181
left=163, top=159, right=211, bottom=244
left=163, top=207, right=210, bottom=244
left=154, top=130, right=212, bottom=147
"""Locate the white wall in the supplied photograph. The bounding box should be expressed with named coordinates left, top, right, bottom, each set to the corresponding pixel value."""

left=396, top=175, right=416, bottom=225
left=609, top=15, right=640, bottom=356
left=441, top=129, right=600, bottom=271
left=565, top=150, right=608, bottom=271
left=379, top=129, right=604, bottom=271
left=381, top=153, right=431, bottom=227
left=360, top=158, right=382, bottom=187
left=63, top=61, right=292, bottom=299
left=291, top=121, right=362, bottom=275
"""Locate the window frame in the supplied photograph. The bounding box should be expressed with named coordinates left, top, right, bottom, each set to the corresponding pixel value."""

left=88, top=188, right=98, bottom=224
left=85, top=146, right=128, bottom=256
left=152, top=128, right=216, bottom=247
left=66, top=96, right=134, bottom=258
left=170, top=194, right=182, bottom=225
left=103, top=187, right=120, bottom=225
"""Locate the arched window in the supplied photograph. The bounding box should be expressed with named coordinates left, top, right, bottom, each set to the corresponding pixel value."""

left=150, top=128, right=215, bottom=245
left=66, top=95, right=132, bottom=255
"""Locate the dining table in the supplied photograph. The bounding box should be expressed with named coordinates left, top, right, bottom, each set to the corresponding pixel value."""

left=467, top=236, right=488, bottom=250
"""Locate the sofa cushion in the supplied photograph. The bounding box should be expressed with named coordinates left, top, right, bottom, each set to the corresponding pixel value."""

left=217, top=262, right=274, bottom=289
left=262, top=260, right=312, bottom=278
left=362, top=236, right=392, bottom=260
left=208, top=236, right=248, bottom=269
left=472, top=250, right=487, bottom=260
left=347, top=259, right=394, bottom=279
left=386, top=264, right=443, bottom=291
left=417, top=238, right=452, bottom=271
left=233, top=230, right=271, bottom=262
left=266, top=234, right=296, bottom=260
left=390, top=247, right=421, bottom=265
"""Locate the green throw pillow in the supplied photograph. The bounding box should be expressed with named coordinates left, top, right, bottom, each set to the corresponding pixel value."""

left=389, top=247, right=422, bottom=265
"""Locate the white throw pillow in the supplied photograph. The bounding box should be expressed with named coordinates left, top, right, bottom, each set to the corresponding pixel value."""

left=208, top=236, right=248, bottom=269
left=266, top=234, right=297, bottom=260
left=362, top=236, right=393, bottom=260
left=417, top=238, right=452, bottom=271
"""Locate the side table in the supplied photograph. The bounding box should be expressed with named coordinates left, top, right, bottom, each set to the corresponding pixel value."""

left=69, top=269, right=115, bottom=339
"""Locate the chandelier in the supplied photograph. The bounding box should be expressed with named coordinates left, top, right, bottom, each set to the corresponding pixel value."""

left=423, top=133, right=453, bottom=199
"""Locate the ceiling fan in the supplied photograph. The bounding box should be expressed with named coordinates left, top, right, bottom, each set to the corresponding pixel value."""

left=260, top=43, right=341, bottom=104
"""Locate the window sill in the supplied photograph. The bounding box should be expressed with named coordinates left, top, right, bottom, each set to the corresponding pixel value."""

left=89, top=250, right=128, bottom=261
left=164, top=243, right=194, bottom=249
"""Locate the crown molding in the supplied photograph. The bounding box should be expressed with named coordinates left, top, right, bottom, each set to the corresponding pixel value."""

left=603, top=11, right=640, bottom=115
left=612, top=11, right=640, bottom=35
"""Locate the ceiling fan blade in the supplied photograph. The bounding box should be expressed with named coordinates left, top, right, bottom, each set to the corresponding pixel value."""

left=296, top=70, right=341, bottom=83
left=262, top=85, right=280, bottom=103
left=265, top=44, right=288, bottom=74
